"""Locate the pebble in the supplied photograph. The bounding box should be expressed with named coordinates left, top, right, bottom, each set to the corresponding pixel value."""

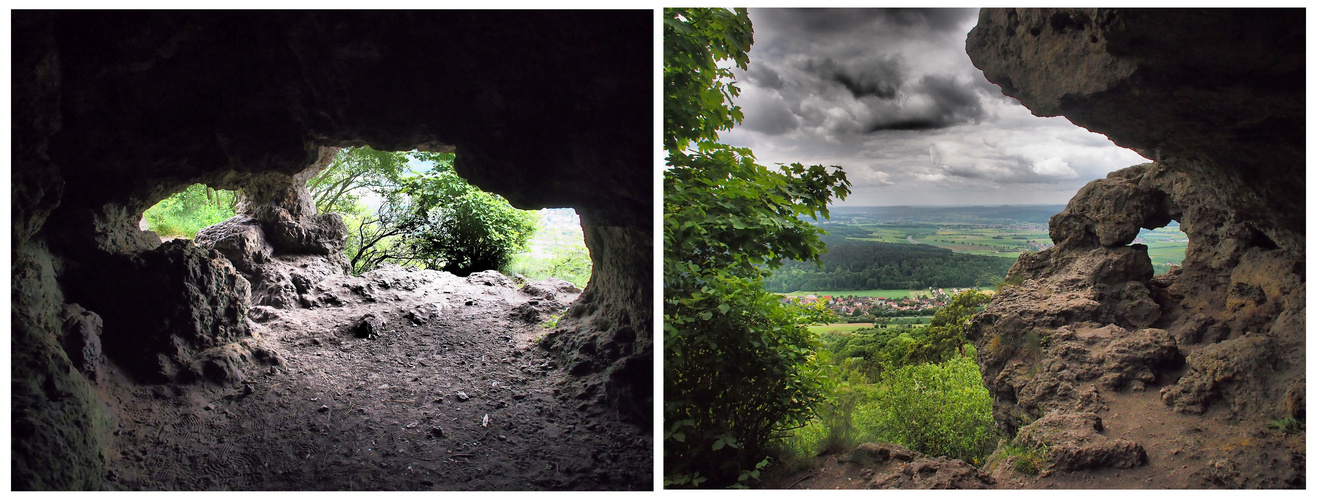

left=456, top=391, right=470, bottom=401
left=318, top=405, right=330, bottom=413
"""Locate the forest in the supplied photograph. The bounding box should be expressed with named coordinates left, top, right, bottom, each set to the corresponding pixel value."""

left=764, top=232, right=1015, bottom=292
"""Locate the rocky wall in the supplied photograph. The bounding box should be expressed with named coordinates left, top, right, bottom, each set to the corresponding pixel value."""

left=965, top=8, right=1304, bottom=475
left=11, top=11, right=651, bottom=490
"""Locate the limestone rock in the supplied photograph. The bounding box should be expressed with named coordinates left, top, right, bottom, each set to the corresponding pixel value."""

left=195, top=216, right=273, bottom=274
left=845, top=442, right=917, bottom=466
left=520, top=278, right=582, bottom=300
left=466, top=270, right=515, bottom=288
left=967, top=13, right=1303, bottom=489
left=871, top=456, right=996, bottom=489
left=59, top=303, right=105, bottom=381
left=1015, top=411, right=1146, bottom=471
left=1160, top=334, right=1283, bottom=416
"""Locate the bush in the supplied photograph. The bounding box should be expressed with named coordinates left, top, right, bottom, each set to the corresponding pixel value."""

left=664, top=275, right=831, bottom=487
left=142, top=184, right=237, bottom=238
left=862, top=347, right=997, bottom=464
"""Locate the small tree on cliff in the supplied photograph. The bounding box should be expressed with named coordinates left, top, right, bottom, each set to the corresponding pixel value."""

left=663, top=7, right=851, bottom=488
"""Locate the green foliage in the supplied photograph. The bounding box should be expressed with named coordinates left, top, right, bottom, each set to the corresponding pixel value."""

left=504, top=242, right=593, bottom=288
left=142, top=184, right=238, bottom=238
left=405, top=178, right=538, bottom=275
left=307, top=146, right=410, bottom=215
left=663, top=7, right=752, bottom=154
left=310, top=147, right=538, bottom=276
left=1268, top=417, right=1305, bottom=435
left=904, top=290, right=993, bottom=365
left=663, top=7, right=852, bottom=488
left=862, top=348, right=997, bottom=464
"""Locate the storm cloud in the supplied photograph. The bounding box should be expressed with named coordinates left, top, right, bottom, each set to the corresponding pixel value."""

left=721, top=8, right=1146, bottom=206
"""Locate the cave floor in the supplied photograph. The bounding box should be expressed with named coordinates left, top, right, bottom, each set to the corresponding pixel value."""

left=94, top=271, right=651, bottom=491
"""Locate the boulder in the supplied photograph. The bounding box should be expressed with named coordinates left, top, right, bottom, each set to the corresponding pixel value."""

left=1015, top=411, right=1146, bottom=471
left=871, top=456, right=996, bottom=489
left=59, top=303, right=105, bottom=381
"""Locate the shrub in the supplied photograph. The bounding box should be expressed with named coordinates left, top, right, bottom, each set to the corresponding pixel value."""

left=863, top=347, right=997, bottom=464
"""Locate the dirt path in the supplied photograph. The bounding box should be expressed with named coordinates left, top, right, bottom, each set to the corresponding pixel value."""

left=95, top=268, right=651, bottom=490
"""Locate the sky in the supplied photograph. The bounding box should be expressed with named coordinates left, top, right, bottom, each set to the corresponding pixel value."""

left=719, top=8, right=1150, bottom=207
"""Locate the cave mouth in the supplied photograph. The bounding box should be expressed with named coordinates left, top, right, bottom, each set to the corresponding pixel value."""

left=303, top=146, right=591, bottom=285
left=1135, top=219, right=1188, bottom=275
left=85, top=149, right=638, bottom=490
left=139, top=183, right=240, bottom=240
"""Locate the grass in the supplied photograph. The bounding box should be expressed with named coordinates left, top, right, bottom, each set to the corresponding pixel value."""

left=988, top=443, right=1050, bottom=475
left=808, top=323, right=875, bottom=335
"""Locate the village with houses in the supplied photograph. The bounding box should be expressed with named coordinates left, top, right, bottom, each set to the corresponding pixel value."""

left=783, top=287, right=992, bottom=322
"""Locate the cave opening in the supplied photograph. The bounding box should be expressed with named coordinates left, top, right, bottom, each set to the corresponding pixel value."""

left=79, top=147, right=635, bottom=490
left=13, top=10, right=652, bottom=491
left=139, top=183, right=240, bottom=241
left=1134, top=220, right=1189, bottom=275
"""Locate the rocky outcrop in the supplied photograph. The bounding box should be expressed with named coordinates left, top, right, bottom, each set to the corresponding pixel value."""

left=11, top=11, right=650, bottom=490
left=967, top=9, right=1303, bottom=258
left=871, top=456, right=996, bottom=489
left=1013, top=411, right=1146, bottom=471
left=966, top=8, right=1304, bottom=482
left=542, top=216, right=652, bottom=425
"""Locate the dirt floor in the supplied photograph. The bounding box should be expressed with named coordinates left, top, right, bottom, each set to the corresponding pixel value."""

left=94, top=267, right=651, bottom=490
left=760, top=385, right=1304, bottom=489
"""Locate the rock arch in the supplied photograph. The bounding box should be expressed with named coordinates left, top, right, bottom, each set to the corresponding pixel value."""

left=965, top=9, right=1303, bottom=485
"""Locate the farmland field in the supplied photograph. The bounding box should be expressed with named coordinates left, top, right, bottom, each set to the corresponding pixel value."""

left=773, top=207, right=1189, bottom=294
left=808, top=318, right=935, bottom=334
left=786, top=289, right=930, bottom=299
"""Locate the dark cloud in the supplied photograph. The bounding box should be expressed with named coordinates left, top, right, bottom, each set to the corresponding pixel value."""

left=868, top=119, right=941, bottom=132
left=739, top=87, right=799, bottom=136
left=885, top=8, right=981, bottom=32
left=744, top=62, right=785, bottom=90
left=806, top=56, right=904, bottom=100
left=865, top=75, right=985, bottom=132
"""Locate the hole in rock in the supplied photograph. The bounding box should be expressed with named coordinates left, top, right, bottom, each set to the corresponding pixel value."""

left=1135, top=220, right=1188, bottom=274
left=140, top=183, right=239, bottom=241
left=309, top=146, right=589, bottom=284
left=94, top=147, right=639, bottom=490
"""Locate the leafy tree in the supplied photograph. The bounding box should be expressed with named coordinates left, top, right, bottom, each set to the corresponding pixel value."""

left=904, top=289, right=993, bottom=365
left=663, top=7, right=851, bottom=488
left=309, top=147, right=537, bottom=276
left=307, top=146, right=410, bottom=215
left=400, top=152, right=537, bottom=276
